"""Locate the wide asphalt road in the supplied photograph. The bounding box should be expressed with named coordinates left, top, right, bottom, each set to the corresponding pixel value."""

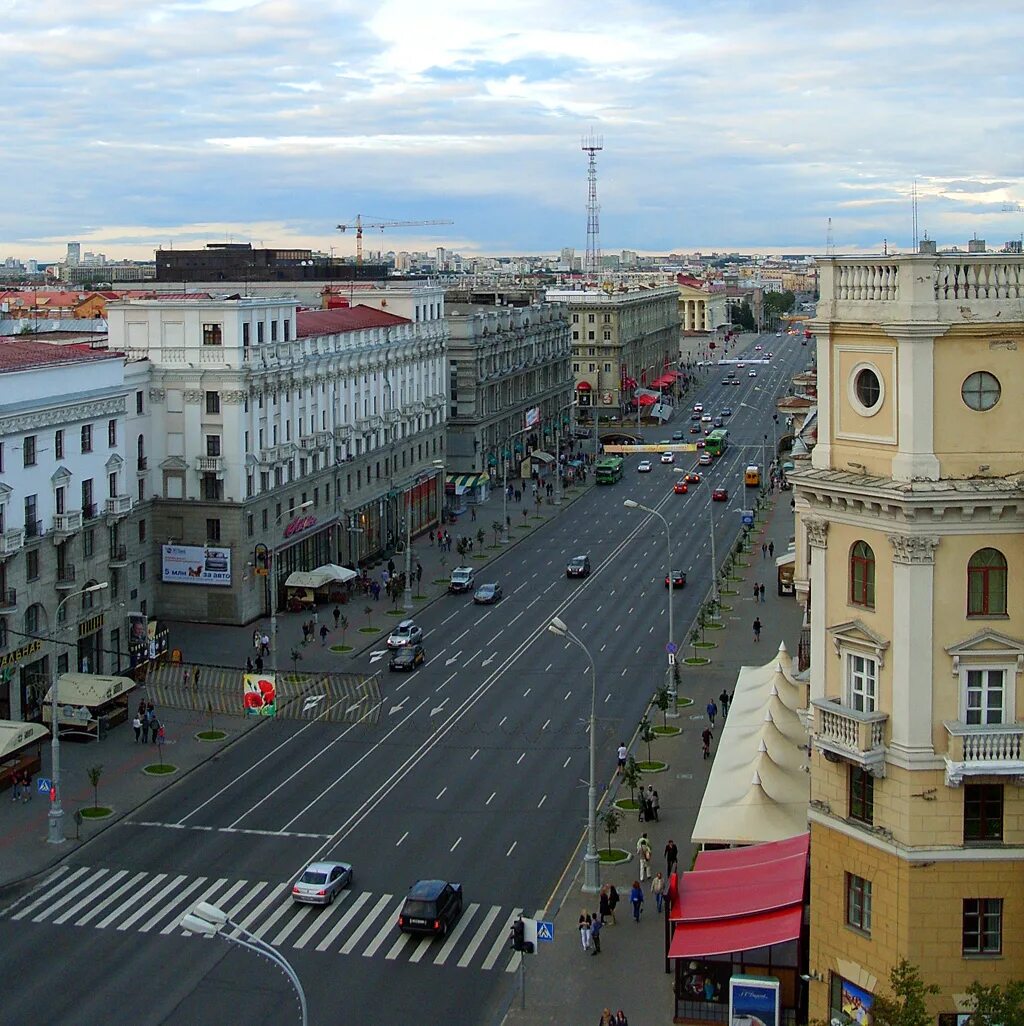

left=0, top=332, right=808, bottom=1026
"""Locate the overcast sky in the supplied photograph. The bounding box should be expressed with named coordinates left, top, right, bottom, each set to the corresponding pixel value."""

left=2, top=0, right=1022, bottom=262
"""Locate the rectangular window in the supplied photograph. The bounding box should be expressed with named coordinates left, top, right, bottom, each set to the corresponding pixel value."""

left=81, top=425, right=92, bottom=453
left=82, top=479, right=93, bottom=517
left=23, top=435, right=36, bottom=467
left=847, top=654, right=877, bottom=713
left=83, top=529, right=94, bottom=558
left=139, top=561, right=146, bottom=583
left=964, top=668, right=1005, bottom=725
left=242, top=323, right=250, bottom=348
left=206, top=435, right=222, bottom=458
left=261, top=508, right=268, bottom=530
left=849, top=766, right=874, bottom=825
left=246, top=513, right=254, bottom=538
left=257, top=322, right=265, bottom=344
left=54, top=429, right=64, bottom=459
left=603, top=331, right=611, bottom=340
left=271, top=320, right=278, bottom=342
left=108, top=472, right=117, bottom=498
left=964, top=784, right=1003, bottom=843
left=136, top=390, right=144, bottom=414
left=26, top=548, right=39, bottom=581
left=205, top=391, right=221, bottom=414
left=587, top=313, right=595, bottom=323
left=206, top=518, right=221, bottom=542
left=846, top=874, right=872, bottom=934
left=283, top=319, right=291, bottom=342
left=138, top=519, right=146, bottom=542
left=202, top=323, right=223, bottom=346
left=962, top=898, right=1002, bottom=955
left=108, top=419, right=117, bottom=447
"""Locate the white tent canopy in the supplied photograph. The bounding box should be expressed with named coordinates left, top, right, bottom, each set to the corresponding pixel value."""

left=0, top=720, right=49, bottom=761
left=284, top=564, right=358, bottom=590
left=43, top=673, right=136, bottom=709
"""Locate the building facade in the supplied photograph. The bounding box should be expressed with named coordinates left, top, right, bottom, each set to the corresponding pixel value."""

left=546, top=285, right=680, bottom=422
left=108, top=290, right=447, bottom=626
left=444, top=298, right=573, bottom=487
left=792, top=252, right=1024, bottom=1021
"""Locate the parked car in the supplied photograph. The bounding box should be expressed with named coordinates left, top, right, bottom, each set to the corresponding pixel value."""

left=712, top=487, right=729, bottom=501
left=397, top=880, right=464, bottom=937
left=448, top=566, right=475, bottom=594
left=292, top=861, right=353, bottom=906
left=387, top=619, right=423, bottom=649
left=665, top=569, right=687, bottom=589
left=389, top=643, right=425, bottom=671
left=637, top=460, right=653, bottom=473
left=566, top=554, right=591, bottom=578
left=473, top=583, right=502, bottom=605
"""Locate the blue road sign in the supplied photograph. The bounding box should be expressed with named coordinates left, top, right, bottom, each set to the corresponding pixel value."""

left=666, top=642, right=678, bottom=655
left=37, top=778, right=51, bottom=794
left=536, top=920, right=554, bottom=943
left=741, top=510, right=755, bottom=526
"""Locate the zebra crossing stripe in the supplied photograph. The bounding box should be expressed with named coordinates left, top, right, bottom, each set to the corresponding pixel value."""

left=482, top=908, right=522, bottom=971
left=2, top=866, right=70, bottom=918
left=139, top=876, right=208, bottom=933
left=166, top=878, right=229, bottom=935
left=383, top=924, right=415, bottom=961
left=433, top=902, right=479, bottom=966
left=362, top=898, right=406, bottom=958
left=251, top=891, right=296, bottom=941
left=405, top=933, right=434, bottom=964
left=194, top=880, right=248, bottom=936
left=225, top=881, right=266, bottom=922
left=230, top=883, right=288, bottom=936
left=292, top=891, right=347, bottom=950
left=339, top=893, right=392, bottom=955
left=53, top=870, right=129, bottom=925
left=96, top=873, right=167, bottom=929
left=76, top=872, right=148, bottom=926
left=12, top=867, right=91, bottom=921
left=314, top=891, right=370, bottom=952
left=32, top=869, right=110, bottom=923
left=271, top=903, right=313, bottom=947
left=117, top=874, right=187, bottom=932
left=457, top=905, right=500, bottom=968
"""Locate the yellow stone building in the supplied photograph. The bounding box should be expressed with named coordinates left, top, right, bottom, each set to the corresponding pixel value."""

left=792, top=252, right=1024, bottom=1022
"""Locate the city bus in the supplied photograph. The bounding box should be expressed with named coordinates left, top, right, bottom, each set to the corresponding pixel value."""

left=705, top=429, right=729, bottom=458
left=595, top=456, right=625, bottom=484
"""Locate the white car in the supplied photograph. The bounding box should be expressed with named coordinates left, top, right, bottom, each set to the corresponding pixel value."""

left=748, top=370, right=757, bottom=377
left=660, top=452, right=675, bottom=464
left=387, top=619, right=423, bottom=649
left=638, top=460, right=653, bottom=473
left=701, top=414, right=712, bottom=422
left=699, top=453, right=713, bottom=466
left=754, top=344, right=762, bottom=350
left=693, top=403, right=704, bottom=413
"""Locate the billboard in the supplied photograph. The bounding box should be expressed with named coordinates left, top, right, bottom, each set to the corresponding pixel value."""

left=243, top=673, right=277, bottom=717
left=838, top=978, right=874, bottom=1026
left=161, top=544, right=232, bottom=586
left=729, top=975, right=780, bottom=1026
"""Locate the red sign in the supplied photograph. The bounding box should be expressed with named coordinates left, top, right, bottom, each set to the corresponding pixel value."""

left=283, top=514, right=318, bottom=538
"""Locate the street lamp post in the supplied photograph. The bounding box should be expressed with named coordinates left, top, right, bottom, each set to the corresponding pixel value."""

left=182, top=902, right=307, bottom=1026
left=48, top=581, right=108, bottom=844
left=547, top=616, right=600, bottom=894
left=622, top=499, right=677, bottom=716
left=269, top=500, right=313, bottom=682
left=553, top=399, right=578, bottom=507
left=403, top=461, right=444, bottom=612
left=500, top=425, right=532, bottom=545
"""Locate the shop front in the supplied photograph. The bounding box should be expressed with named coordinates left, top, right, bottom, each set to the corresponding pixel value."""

left=42, top=672, right=136, bottom=741
left=269, top=515, right=337, bottom=612
left=76, top=612, right=105, bottom=675
left=345, top=474, right=441, bottom=568
left=0, top=720, right=48, bottom=794
left=0, top=640, right=44, bottom=721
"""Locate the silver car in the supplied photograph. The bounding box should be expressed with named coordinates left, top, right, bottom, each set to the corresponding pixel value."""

left=292, top=860, right=353, bottom=905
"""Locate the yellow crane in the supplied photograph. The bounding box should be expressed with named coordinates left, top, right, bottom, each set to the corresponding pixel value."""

left=336, top=215, right=454, bottom=266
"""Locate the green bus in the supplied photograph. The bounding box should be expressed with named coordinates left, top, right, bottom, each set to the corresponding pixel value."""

left=595, top=456, right=625, bottom=484
left=705, top=429, right=729, bottom=458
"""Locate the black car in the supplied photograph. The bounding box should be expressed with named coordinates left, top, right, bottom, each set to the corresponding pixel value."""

left=665, top=569, right=687, bottom=589
left=473, top=583, right=502, bottom=604
left=397, top=880, right=463, bottom=936
left=671, top=430, right=685, bottom=440
left=389, top=643, right=425, bottom=671
left=566, top=554, right=591, bottom=578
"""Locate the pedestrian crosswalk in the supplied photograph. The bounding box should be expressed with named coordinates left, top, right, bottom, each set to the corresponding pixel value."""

left=2, top=865, right=523, bottom=973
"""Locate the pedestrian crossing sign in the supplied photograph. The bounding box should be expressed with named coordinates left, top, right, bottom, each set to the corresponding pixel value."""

left=536, top=920, right=554, bottom=942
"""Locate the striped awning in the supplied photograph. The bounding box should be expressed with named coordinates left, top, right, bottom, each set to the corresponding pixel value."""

left=446, top=472, right=490, bottom=495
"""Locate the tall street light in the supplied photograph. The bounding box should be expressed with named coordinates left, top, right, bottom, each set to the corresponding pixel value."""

left=547, top=616, right=601, bottom=894
left=553, top=398, right=578, bottom=507
left=500, top=425, right=532, bottom=544
left=182, top=901, right=307, bottom=1026
left=623, top=499, right=677, bottom=715
left=402, top=461, right=445, bottom=612
left=270, top=500, right=313, bottom=682
left=48, top=580, right=108, bottom=844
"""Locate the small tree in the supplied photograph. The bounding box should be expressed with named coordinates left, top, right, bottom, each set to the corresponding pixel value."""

left=654, top=686, right=670, bottom=727
left=476, top=528, right=485, bottom=550
left=290, top=647, right=302, bottom=676
left=706, top=597, right=720, bottom=624
left=964, top=979, right=1024, bottom=1026
left=690, top=628, right=701, bottom=661
left=521, top=507, right=528, bottom=523
left=206, top=699, right=216, bottom=734
left=639, top=717, right=656, bottom=764
left=871, top=959, right=939, bottom=1026
left=87, top=764, right=103, bottom=809
left=363, top=603, right=374, bottom=629
left=457, top=537, right=468, bottom=558
left=621, top=755, right=642, bottom=805
left=491, top=520, right=502, bottom=546
left=601, top=806, right=621, bottom=855
left=698, top=603, right=709, bottom=643
left=338, top=615, right=349, bottom=645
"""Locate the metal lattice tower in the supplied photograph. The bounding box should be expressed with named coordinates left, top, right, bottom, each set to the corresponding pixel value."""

left=582, top=132, right=603, bottom=278
left=825, top=217, right=835, bottom=256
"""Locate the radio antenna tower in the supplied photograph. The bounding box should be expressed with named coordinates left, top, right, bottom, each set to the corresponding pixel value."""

left=582, top=131, right=604, bottom=279
left=825, top=217, right=835, bottom=256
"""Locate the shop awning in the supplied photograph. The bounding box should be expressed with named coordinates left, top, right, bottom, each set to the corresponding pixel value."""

left=668, top=905, right=803, bottom=959
left=650, top=373, right=675, bottom=387
left=576, top=381, right=592, bottom=390
left=446, top=472, right=490, bottom=495
left=673, top=852, right=807, bottom=922
left=637, top=394, right=658, bottom=407
left=531, top=450, right=555, bottom=463
left=285, top=564, right=358, bottom=590
left=43, top=674, right=136, bottom=709
left=694, top=832, right=808, bottom=872
left=0, top=720, right=49, bottom=760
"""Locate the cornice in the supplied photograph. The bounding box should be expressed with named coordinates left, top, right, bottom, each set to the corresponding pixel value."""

left=0, top=395, right=126, bottom=435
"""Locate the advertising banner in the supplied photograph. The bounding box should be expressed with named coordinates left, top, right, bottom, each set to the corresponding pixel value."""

left=161, top=544, right=232, bottom=586
left=729, top=975, right=780, bottom=1026
left=524, top=406, right=540, bottom=428
left=243, top=673, right=277, bottom=717
left=839, top=978, right=874, bottom=1026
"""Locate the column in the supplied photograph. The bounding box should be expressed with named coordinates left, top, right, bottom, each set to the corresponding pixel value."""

left=883, top=324, right=944, bottom=482
left=808, top=322, right=831, bottom=470
left=804, top=516, right=829, bottom=702
left=887, top=533, right=939, bottom=762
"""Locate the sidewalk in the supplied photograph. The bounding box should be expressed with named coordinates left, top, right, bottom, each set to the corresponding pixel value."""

left=502, top=494, right=803, bottom=1026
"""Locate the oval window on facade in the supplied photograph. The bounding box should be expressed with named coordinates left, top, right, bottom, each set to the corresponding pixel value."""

left=961, top=371, right=1000, bottom=412
left=853, top=367, right=882, bottom=411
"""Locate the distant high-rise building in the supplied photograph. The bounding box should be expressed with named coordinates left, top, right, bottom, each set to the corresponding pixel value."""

left=66, top=242, right=81, bottom=267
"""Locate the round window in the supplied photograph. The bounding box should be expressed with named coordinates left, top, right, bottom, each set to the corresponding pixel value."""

left=854, top=368, right=881, bottom=410
left=961, top=371, right=1001, bottom=411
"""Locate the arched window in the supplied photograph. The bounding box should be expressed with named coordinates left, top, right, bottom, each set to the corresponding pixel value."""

left=968, top=548, right=1007, bottom=616
left=0, top=617, right=7, bottom=649
left=25, top=603, right=45, bottom=635
left=850, top=542, right=875, bottom=608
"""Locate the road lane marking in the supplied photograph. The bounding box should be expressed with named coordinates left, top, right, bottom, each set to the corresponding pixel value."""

left=450, top=836, right=462, bottom=853
left=229, top=882, right=288, bottom=937
left=506, top=841, right=518, bottom=857
left=463, top=649, right=482, bottom=666
left=406, top=932, right=435, bottom=963
left=293, top=888, right=347, bottom=949
left=509, top=611, right=524, bottom=625
left=483, top=908, right=524, bottom=970
left=31, top=869, right=113, bottom=923
left=499, top=716, right=507, bottom=727
left=315, top=890, right=371, bottom=951
left=486, top=629, right=504, bottom=645
left=436, top=786, right=447, bottom=800
left=522, top=687, right=531, bottom=697
left=116, top=874, right=188, bottom=932
left=52, top=870, right=129, bottom=925
left=516, top=752, right=526, bottom=764
left=606, top=692, right=613, bottom=702
left=271, top=898, right=313, bottom=947
left=452, top=629, right=470, bottom=644
left=486, top=791, right=496, bottom=805
left=470, top=748, right=479, bottom=760
left=385, top=926, right=415, bottom=961
left=542, top=719, right=550, bottom=731
left=252, top=890, right=299, bottom=941
left=138, top=875, right=210, bottom=934
left=340, top=893, right=393, bottom=954
left=537, top=794, right=546, bottom=809
left=396, top=831, right=408, bottom=846
left=97, top=874, right=168, bottom=930
left=12, top=867, right=93, bottom=921
left=458, top=905, right=501, bottom=968
left=361, top=897, right=406, bottom=958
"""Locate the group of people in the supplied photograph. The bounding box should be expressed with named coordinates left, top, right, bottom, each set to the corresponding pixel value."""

left=637, top=784, right=659, bottom=823
left=9, top=768, right=32, bottom=802
left=751, top=582, right=767, bottom=603
left=131, top=701, right=162, bottom=744
left=599, top=1010, right=629, bottom=1026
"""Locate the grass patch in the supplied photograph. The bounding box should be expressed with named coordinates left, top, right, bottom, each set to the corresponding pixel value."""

left=385, top=609, right=406, bottom=617
left=637, top=760, right=668, bottom=773
left=432, top=578, right=448, bottom=585
left=142, top=764, right=177, bottom=776
left=653, top=725, right=682, bottom=737
left=705, top=622, right=725, bottom=630
left=694, top=641, right=717, bottom=649
left=330, top=643, right=354, bottom=653
left=720, top=588, right=737, bottom=596
left=676, top=696, right=694, bottom=708
left=413, top=595, right=428, bottom=603
left=195, top=729, right=227, bottom=742
left=614, top=797, right=639, bottom=811
left=79, top=806, right=113, bottom=819
left=598, top=848, right=631, bottom=865
left=357, top=626, right=381, bottom=634
left=471, top=554, right=488, bottom=560
left=683, top=656, right=711, bottom=666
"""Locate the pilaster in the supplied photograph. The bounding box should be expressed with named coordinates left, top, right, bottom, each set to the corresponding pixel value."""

left=805, top=515, right=830, bottom=702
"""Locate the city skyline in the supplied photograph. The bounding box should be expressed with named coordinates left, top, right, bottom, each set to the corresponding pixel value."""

left=2, top=0, right=1022, bottom=262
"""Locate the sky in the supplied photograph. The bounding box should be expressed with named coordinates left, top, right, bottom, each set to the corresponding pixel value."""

left=2, top=0, right=1022, bottom=262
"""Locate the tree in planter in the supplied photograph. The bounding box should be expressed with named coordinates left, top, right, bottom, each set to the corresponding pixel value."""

left=87, top=764, right=103, bottom=809
left=690, top=627, right=701, bottom=661
left=698, top=603, right=710, bottom=643
left=456, top=538, right=468, bottom=558
left=870, top=959, right=938, bottom=1026
left=290, top=647, right=303, bottom=676
left=363, top=604, right=374, bottom=630
left=639, top=717, right=656, bottom=764
left=338, top=615, right=349, bottom=645
left=601, top=806, right=621, bottom=855
left=621, top=755, right=642, bottom=805
left=521, top=507, right=528, bottom=523
left=491, top=521, right=502, bottom=546
left=476, top=528, right=485, bottom=550
left=654, top=686, right=670, bottom=727
left=706, top=597, right=721, bottom=624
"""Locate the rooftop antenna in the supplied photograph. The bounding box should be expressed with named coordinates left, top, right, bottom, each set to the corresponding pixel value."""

left=912, top=179, right=919, bottom=250
left=581, top=131, right=604, bottom=279
left=825, top=217, right=835, bottom=256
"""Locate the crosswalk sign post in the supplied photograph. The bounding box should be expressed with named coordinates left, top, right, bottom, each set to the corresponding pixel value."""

left=37, top=778, right=51, bottom=796
left=536, top=920, right=554, bottom=942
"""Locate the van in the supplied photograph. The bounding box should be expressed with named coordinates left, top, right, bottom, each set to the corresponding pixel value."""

left=744, top=465, right=761, bottom=487
left=448, top=566, right=476, bottom=594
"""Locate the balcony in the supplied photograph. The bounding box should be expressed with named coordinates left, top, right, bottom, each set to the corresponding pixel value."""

left=105, top=495, right=133, bottom=517
left=24, top=519, right=43, bottom=539
left=109, top=545, right=128, bottom=567
left=0, top=588, right=16, bottom=611
left=0, top=528, right=25, bottom=558
left=55, top=564, right=77, bottom=588
left=333, top=426, right=353, bottom=444
left=811, top=697, right=888, bottom=776
left=298, top=431, right=332, bottom=452
left=943, top=721, right=1024, bottom=787
left=195, top=455, right=225, bottom=478
left=52, top=510, right=83, bottom=536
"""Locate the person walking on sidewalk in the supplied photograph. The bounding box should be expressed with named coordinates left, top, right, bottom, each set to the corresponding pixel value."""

left=320, top=623, right=329, bottom=646
left=629, top=880, right=644, bottom=923
left=600, top=1010, right=615, bottom=1026
left=19, top=769, right=31, bottom=802
left=637, top=833, right=652, bottom=880
left=652, top=872, right=665, bottom=914
left=132, top=714, right=142, bottom=743
left=333, top=606, right=341, bottom=628
left=706, top=699, right=717, bottom=727
left=761, top=542, right=768, bottom=559
left=768, top=540, right=775, bottom=558
left=648, top=785, right=660, bottom=822
left=753, top=582, right=760, bottom=601
left=753, top=616, right=762, bottom=642
left=664, top=838, right=679, bottom=876
left=616, top=741, right=627, bottom=773
left=590, top=912, right=602, bottom=954
left=701, top=726, right=713, bottom=759
left=719, top=689, right=730, bottom=718
left=11, top=773, right=20, bottom=801
left=579, top=911, right=592, bottom=952
left=759, top=583, right=766, bottom=603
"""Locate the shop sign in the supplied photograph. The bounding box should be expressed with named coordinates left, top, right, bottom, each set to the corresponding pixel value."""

left=729, top=975, right=780, bottom=1026
left=0, top=639, right=42, bottom=671
left=78, top=613, right=104, bottom=638
left=283, top=515, right=318, bottom=538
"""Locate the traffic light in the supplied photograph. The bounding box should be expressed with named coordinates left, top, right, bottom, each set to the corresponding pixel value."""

left=511, top=918, right=525, bottom=951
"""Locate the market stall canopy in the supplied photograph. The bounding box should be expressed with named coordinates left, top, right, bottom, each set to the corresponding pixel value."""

left=285, top=564, right=358, bottom=590
left=43, top=674, right=136, bottom=709
left=0, top=720, right=49, bottom=760
left=531, top=450, right=555, bottom=463
left=446, top=472, right=490, bottom=496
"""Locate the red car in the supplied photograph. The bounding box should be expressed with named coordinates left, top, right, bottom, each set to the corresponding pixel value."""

left=684, top=473, right=701, bottom=484
left=695, top=440, right=706, bottom=449
left=665, top=570, right=687, bottom=589
left=712, top=487, right=728, bottom=502
left=673, top=481, right=688, bottom=494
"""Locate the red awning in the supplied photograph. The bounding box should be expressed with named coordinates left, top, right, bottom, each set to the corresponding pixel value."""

left=576, top=381, right=592, bottom=390
left=669, top=905, right=802, bottom=959
left=636, top=394, right=658, bottom=407
left=694, top=833, right=808, bottom=872
left=623, top=376, right=637, bottom=389
left=650, top=374, right=674, bottom=388
left=672, top=851, right=807, bottom=922
left=663, top=369, right=680, bottom=380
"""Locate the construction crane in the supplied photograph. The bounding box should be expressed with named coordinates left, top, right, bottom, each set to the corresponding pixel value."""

left=336, top=215, right=454, bottom=266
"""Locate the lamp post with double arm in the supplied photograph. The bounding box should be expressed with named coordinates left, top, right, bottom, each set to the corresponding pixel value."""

left=269, top=500, right=313, bottom=682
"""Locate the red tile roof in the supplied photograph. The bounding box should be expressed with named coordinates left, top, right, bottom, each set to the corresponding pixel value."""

left=0, top=338, right=118, bottom=372
left=296, top=305, right=410, bottom=337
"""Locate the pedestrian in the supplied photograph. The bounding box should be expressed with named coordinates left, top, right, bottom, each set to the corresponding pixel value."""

left=320, top=624, right=329, bottom=646
left=193, top=667, right=201, bottom=689
left=151, top=718, right=161, bottom=743
left=761, top=542, right=767, bottom=559
left=387, top=558, right=395, bottom=576
left=333, top=606, right=341, bottom=628
left=437, top=533, right=443, bottom=550
left=132, top=714, right=142, bottom=743
left=301, top=621, right=310, bottom=645
left=629, top=880, right=644, bottom=923
left=637, top=833, right=652, bottom=880
left=759, top=583, right=766, bottom=603
left=719, top=688, right=730, bottom=718
left=311, top=606, right=319, bottom=625
left=707, top=699, right=717, bottom=726
left=649, top=786, right=660, bottom=822
left=429, top=529, right=435, bottom=545
left=753, top=616, right=762, bottom=642
left=614, top=1012, right=629, bottom=1026
left=616, top=741, right=627, bottom=773
left=261, top=632, right=270, bottom=655
left=371, top=581, right=380, bottom=601
left=608, top=884, right=620, bottom=924
left=664, top=838, right=679, bottom=876
left=156, top=723, right=166, bottom=746
left=471, top=506, right=477, bottom=522
left=416, top=562, right=423, bottom=585
left=638, top=789, right=648, bottom=823
left=768, top=541, right=774, bottom=558
left=245, top=656, right=253, bottom=674
left=255, top=653, right=264, bottom=672
left=701, top=725, right=713, bottom=759
left=140, top=712, right=151, bottom=743
left=579, top=910, right=592, bottom=952
left=590, top=912, right=602, bottom=954
left=381, top=569, right=389, bottom=589
left=753, top=582, right=760, bottom=601
left=137, top=699, right=146, bottom=721
left=19, top=769, right=31, bottom=802
left=11, top=773, right=20, bottom=801
left=601, top=1010, right=615, bottom=1026
left=652, top=871, right=665, bottom=914
left=599, top=885, right=611, bottom=924
left=252, top=628, right=261, bottom=651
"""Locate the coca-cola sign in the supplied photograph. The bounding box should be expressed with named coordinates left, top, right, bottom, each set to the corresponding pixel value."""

left=283, top=514, right=318, bottom=538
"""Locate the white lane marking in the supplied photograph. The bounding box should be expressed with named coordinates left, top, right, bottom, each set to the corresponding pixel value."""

left=513, top=583, right=528, bottom=594
left=271, top=898, right=313, bottom=947
left=600, top=644, right=606, bottom=652
left=434, top=902, right=479, bottom=965
left=507, top=841, right=518, bottom=856
left=435, top=672, right=457, bottom=691
left=406, top=932, right=435, bottom=963
left=526, top=596, right=540, bottom=609
left=522, top=687, right=531, bottom=697
left=483, top=909, right=524, bottom=970
left=385, top=926, right=416, bottom=961
left=463, top=649, right=483, bottom=666
left=606, top=692, right=613, bottom=702
left=340, top=893, right=394, bottom=955
left=450, top=836, right=462, bottom=853
left=294, top=888, right=348, bottom=949
left=315, top=890, right=371, bottom=951
left=516, top=752, right=526, bottom=765
left=509, top=611, right=524, bottom=625
left=436, top=786, right=447, bottom=800
left=635, top=645, right=642, bottom=654
left=542, top=719, right=550, bottom=731
left=621, top=668, right=628, bottom=677
left=499, top=716, right=507, bottom=727
left=486, top=629, right=504, bottom=645
left=486, top=791, right=496, bottom=805
left=562, top=756, right=571, bottom=768
left=13, top=868, right=99, bottom=922
left=139, top=875, right=210, bottom=934
left=458, top=905, right=501, bottom=968
left=445, top=651, right=462, bottom=666
left=615, top=624, right=621, bottom=631
left=229, top=883, right=288, bottom=937
left=53, top=870, right=130, bottom=925
left=439, top=610, right=460, bottom=626
left=537, top=794, right=547, bottom=809
left=470, top=748, right=480, bottom=760
left=595, top=605, right=603, bottom=612
left=116, top=874, right=188, bottom=932
left=564, top=689, right=572, bottom=700
left=474, top=611, right=493, bottom=625
left=362, top=897, right=407, bottom=958
left=396, top=831, right=408, bottom=847
left=431, top=698, right=450, bottom=716
left=452, top=629, right=470, bottom=644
